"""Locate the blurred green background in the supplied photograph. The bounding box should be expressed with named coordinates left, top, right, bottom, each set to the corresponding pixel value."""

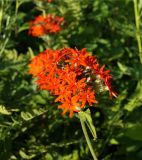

left=0, top=0, right=142, bottom=159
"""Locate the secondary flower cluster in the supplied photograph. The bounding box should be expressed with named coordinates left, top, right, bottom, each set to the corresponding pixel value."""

left=28, top=14, right=64, bottom=37
left=47, top=0, right=52, bottom=2
left=29, top=48, right=116, bottom=117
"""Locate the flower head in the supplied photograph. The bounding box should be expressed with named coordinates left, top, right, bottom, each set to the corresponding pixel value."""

left=28, top=14, right=64, bottom=37
left=29, top=48, right=116, bottom=117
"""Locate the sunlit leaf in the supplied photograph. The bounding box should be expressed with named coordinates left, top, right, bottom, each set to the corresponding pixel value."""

left=0, top=105, right=11, bottom=115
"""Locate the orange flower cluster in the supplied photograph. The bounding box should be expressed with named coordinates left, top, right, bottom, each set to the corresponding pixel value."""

left=29, top=48, right=116, bottom=117
left=28, top=15, right=64, bottom=37
left=47, top=0, right=52, bottom=2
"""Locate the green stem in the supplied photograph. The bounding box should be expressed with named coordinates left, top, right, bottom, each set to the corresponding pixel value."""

left=15, top=0, right=19, bottom=17
left=133, top=0, right=142, bottom=97
left=0, top=0, right=4, bottom=34
left=84, top=109, right=97, bottom=141
left=133, top=0, right=142, bottom=63
left=79, top=112, right=98, bottom=160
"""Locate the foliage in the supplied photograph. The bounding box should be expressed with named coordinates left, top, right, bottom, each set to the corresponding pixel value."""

left=0, top=0, right=142, bottom=159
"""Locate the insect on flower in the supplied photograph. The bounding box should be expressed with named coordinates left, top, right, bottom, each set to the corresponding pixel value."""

left=29, top=48, right=117, bottom=117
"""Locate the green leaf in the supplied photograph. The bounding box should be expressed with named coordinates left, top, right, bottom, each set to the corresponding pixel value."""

left=110, top=138, right=119, bottom=145
left=117, top=62, right=132, bottom=75
left=124, top=81, right=142, bottom=111
left=45, top=154, right=53, bottom=160
left=0, top=105, right=11, bottom=115
left=21, top=108, right=48, bottom=121
left=19, top=150, right=31, bottom=159
left=18, top=23, right=29, bottom=33
left=34, top=95, right=46, bottom=104
left=125, top=124, right=142, bottom=141
left=21, top=111, right=33, bottom=121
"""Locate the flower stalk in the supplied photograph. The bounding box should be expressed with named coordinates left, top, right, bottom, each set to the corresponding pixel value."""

left=78, top=110, right=98, bottom=160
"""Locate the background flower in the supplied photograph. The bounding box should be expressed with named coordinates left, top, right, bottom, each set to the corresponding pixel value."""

left=28, top=14, right=64, bottom=37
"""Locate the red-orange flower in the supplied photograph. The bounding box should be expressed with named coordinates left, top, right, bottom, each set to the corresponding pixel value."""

left=29, top=48, right=116, bottom=117
left=28, top=14, right=64, bottom=37
left=47, top=0, right=52, bottom=2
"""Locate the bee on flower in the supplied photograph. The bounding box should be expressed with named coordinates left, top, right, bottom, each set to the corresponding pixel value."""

left=29, top=48, right=117, bottom=117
